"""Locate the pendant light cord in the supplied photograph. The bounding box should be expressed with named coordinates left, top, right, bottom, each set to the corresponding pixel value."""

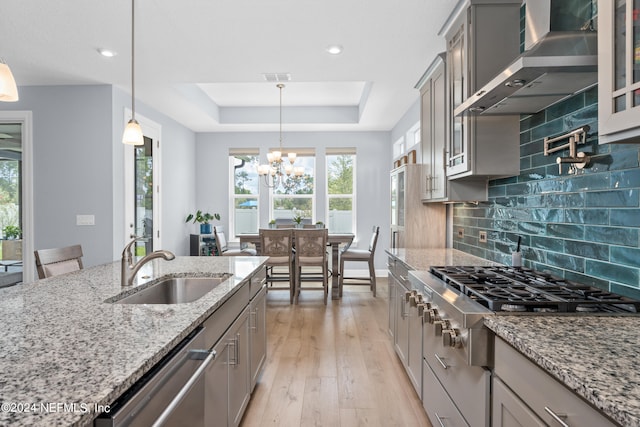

left=131, top=0, right=136, bottom=119
left=278, top=83, right=284, bottom=151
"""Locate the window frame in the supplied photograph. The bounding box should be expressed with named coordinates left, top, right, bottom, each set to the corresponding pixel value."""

left=229, top=149, right=260, bottom=240
left=325, top=148, right=356, bottom=234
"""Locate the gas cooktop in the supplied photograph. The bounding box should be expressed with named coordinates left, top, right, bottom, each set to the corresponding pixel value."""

left=430, top=266, right=640, bottom=314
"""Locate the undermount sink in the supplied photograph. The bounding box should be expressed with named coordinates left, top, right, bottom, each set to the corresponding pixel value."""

left=113, top=276, right=229, bottom=304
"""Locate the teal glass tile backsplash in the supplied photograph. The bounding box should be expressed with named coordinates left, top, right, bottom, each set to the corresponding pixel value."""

left=452, top=87, right=640, bottom=297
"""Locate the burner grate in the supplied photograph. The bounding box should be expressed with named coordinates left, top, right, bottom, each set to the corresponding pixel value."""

left=429, top=266, right=640, bottom=313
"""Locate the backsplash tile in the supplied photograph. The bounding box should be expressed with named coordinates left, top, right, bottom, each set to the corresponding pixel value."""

left=452, top=87, right=640, bottom=298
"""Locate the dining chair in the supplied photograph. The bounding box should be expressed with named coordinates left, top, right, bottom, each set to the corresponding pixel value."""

left=34, top=244, right=84, bottom=279
left=293, top=228, right=329, bottom=304
left=213, top=227, right=257, bottom=256
left=338, top=226, right=379, bottom=297
left=259, top=228, right=295, bottom=304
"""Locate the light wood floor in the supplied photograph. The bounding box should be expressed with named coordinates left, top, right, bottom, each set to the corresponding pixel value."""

left=240, top=278, right=432, bottom=427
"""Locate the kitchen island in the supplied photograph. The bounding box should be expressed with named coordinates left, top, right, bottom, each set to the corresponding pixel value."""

left=485, top=315, right=640, bottom=427
left=0, top=256, right=267, bottom=427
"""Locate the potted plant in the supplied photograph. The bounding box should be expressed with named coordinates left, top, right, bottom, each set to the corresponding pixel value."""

left=292, top=212, right=304, bottom=228
left=185, top=210, right=220, bottom=234
left=2, top=225, right=22, bottom=260
left=268, top=219, right=276, bottom=229
left=315, top=221, right=324, bottom=229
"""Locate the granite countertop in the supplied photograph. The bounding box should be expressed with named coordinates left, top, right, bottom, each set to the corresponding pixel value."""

left=385, top=247, right=500, bottom=270
left=0, top=256, right=267, bottom=427
left=485, top=315, right=640, bottom=427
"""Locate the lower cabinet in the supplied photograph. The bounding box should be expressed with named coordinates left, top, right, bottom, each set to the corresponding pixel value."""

left=205, top=307, right=250, bottom=427
left=249, top=284, right=267, bottom=391
left=422, top=360, right=468, bottom=427
left=493, top=338, right=618, bottom=427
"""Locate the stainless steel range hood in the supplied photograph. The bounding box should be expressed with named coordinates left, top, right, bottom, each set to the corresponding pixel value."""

left=455, top=0, right=597, bottom=116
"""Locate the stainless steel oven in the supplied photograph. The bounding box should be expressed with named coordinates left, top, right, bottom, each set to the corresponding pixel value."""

left=410, top=266, right=640, bottom=427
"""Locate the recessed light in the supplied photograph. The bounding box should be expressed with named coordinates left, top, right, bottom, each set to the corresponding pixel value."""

left=97, top=48, right=117, bottom=58
left=326, top=45, right=343, bottom=55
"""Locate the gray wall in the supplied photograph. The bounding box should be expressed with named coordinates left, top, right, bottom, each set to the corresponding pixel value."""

left=0, top=84, right=197, bottom=272
left=195, top=131, right=391, bottom=270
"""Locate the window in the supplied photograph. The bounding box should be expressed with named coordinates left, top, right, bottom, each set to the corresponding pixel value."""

left=326, top=149, right=355, bottom=233
left=271, top=151, right=315, bottom=224
left=229, top=150, right=260, bottom=237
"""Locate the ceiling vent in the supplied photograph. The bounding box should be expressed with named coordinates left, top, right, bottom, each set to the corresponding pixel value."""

left=262, top=73, right=291, bottom=82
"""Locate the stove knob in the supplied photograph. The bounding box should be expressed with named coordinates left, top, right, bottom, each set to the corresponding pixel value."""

left=417, top=303, right=426, bottom=316
left=416, top=294, right=424, bottom=304
left=404, top=291, right=412, bottom=303
left=434, top=319, right=450, bottom=336
left=427, top=308, right=440, bottom=324
left=443, top=328, right=462, bottom=348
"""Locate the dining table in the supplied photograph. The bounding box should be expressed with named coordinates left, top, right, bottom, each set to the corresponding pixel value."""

left=238, top=231, right=355, bottom=300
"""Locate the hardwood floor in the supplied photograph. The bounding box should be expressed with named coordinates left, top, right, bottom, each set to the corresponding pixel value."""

left=241, top=278, right=432, bottom=427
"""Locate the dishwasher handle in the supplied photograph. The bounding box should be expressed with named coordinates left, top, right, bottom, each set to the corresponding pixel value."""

left=151, top=349, right=216, bottom=427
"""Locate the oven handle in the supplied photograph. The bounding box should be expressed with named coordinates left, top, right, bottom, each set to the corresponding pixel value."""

left=151, top=349, right=216, bottom=427
left=434, top=353, right=448, bottom=370
left=544, top=406, right=569, bottom=427
left=434, top=412, right=447, bottom=427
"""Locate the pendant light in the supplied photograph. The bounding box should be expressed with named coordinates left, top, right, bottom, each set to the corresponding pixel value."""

left=122, top=0, right=143, bottom=145
left=0, top=58, right=19, bottom=102
left=257, top=84, right=302, bottom=188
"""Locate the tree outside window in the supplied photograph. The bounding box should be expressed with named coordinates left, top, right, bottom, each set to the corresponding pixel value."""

left=327, top=153, right=355, bottom=233
left=231, top=154, right=259, bottom=236
left=272, top=155, right=315, bottom=223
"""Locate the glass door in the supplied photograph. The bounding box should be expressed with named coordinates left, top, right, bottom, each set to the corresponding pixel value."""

left=124, top=112, right=161, bottom=255
left=134, top=136, right=153, bottom=256
left=0, top=123, right=23, bottom=286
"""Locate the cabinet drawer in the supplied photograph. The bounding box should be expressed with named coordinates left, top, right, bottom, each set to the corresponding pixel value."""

left=422, top=360, right=469, bottom=427
left=388, top=256, right=410, bottom=285
left=492, top=377, right=545, bottom=427
left=250, top=266, right=266, bottom=299
left=423, top=328, right=490, bottom=427
left=494, top=338, right=618, bottom=427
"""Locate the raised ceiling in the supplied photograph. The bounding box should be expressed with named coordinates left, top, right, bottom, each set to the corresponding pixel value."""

left=0, top=0, right=456, bottom=132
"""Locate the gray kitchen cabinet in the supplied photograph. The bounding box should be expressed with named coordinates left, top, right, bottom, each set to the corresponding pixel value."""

left=249, top=279, right=267, bottom=392
left=442, top=0, right=521, bottom=181
left=493, top=338, right=618, bottom=427
left=387, top=261, right=397, bottom=338
left=388, top=254, right=422, bottom=397
left=390, top=164, right=445, bottom=248
left=205, top=306, right=249, bottom=427
left=492, top=377, right=545, bottom=427
left=598, top=0, right=640, bottom=144
left=417, top=53, right=488, bottom=202
left=422, top=360, right=469, bottom=427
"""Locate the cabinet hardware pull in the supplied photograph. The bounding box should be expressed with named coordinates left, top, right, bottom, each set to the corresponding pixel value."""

left=250, top=308, right=258, bottom=331
left=434, top=353, right=448, bottom=369
left=434, top=412, right=447, bottom=427
left=544, top=406, right=569, bottom=427
left=151, top=350, right=216, bottom=427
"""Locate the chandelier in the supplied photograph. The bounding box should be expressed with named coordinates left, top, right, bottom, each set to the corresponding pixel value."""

left=258, top=83, right=303, bottom=188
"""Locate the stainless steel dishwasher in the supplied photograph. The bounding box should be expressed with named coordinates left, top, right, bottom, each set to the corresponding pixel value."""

left=95, top=326, right=215, bottom=427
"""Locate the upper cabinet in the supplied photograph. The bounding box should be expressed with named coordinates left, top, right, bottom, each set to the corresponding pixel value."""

left=442, top=0, right=521, bottom=180
left=417, top=54, right=488, bottom=202
left=598, top=0, right=640, bottom=144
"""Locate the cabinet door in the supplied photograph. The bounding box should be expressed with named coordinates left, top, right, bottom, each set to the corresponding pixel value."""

left=249, top=286, right=267, bottom=391
left=390, top=172, right=399, bottom=227
left=598, top=0, right=640, bottom=143
left=431, top=63, right=447, bottom=199
left=420, top=81, right=433, bottom=200
left=394, top=282, right=409, bottom=367
left=407, top=301, right=423, bottom=397
left=447, top=26, right=469, bottom=177
left=205, top=339, right=230, bottom=427
left=229, top=309, right=250, bottom=427
left=492, top=377, right=545, bottom=427
left=388, top=271, right=396, bottom=337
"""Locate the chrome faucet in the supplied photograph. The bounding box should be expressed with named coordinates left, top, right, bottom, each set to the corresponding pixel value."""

left=121, top=236, right=175, bottom=287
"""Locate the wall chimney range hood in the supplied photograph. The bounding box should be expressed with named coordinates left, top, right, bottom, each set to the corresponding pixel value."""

left=454, top=0, right=597, bottom=116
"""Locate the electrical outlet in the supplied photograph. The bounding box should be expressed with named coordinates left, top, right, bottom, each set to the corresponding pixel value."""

left=457, top=228, right=464, bottom=238
left=479, top=231, right=487, bottom=243
left=76, top=214, right=95, bottom=226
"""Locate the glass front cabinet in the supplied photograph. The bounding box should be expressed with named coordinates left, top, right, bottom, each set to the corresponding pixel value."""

left=442, top=0, right=521, bottom=180
left=598, top=0, right=640, bottom=143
